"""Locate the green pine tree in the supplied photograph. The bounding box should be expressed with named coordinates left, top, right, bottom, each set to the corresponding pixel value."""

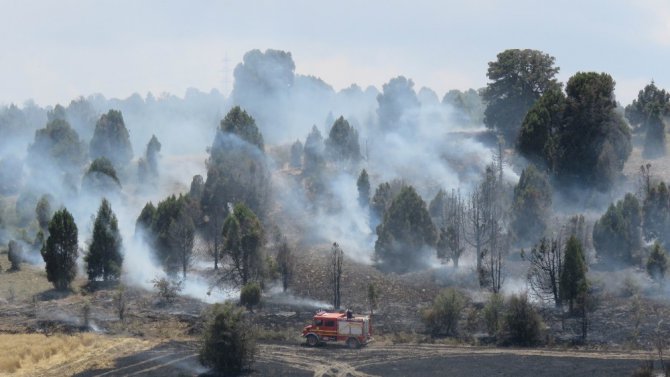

left=85, top=199, right=123, bottom=282
left=42, top=208, right=79, bottom=290
left=357, top=169, right=371, bottom=208
left=647, top=242, right=668, bottom=286
left=560, top=236, right=587, bottom=312
left=375, top=186, right=437, bottom=272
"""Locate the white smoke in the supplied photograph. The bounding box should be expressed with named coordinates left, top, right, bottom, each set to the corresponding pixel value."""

left=0, top=49, right=503, bottom=301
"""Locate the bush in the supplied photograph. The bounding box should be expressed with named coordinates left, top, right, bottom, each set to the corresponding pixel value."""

left=622, top=275, right=641, bottom=297
left=504, top=293, right=543, bottom=346
left=422, top=288, right=465, bottom=337
left=240, top=282, right=261, bottom=312
left=483, top=293, right=504, bottom=337
left=200, top=302, right=256, bottom=375
left=114, top=285, right=127, bottom=321
left=7, top=240, right=22, bottom=271
left=152, top=277, right=182, bottom=304
left=647, top=242, right=668, bottom=285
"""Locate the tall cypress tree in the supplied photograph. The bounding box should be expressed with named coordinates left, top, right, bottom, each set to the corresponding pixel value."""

left=222, top=203, right=264, bottom=286
left=375, top=186, right=437, bottom=272
left=42, top=208, right=79, bottom=290
left=89, top=110, right=133, bottom=168
left=560, top=236, right=587, bottom=312
left=357, top=169, right=371, bottom=208
left=85, top=199, right=123, bottom=282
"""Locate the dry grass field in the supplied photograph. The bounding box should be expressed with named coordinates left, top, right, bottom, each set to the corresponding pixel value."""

left=0, top=264, right=54, bottom=304
left=0, top=333, right=156, bottom=376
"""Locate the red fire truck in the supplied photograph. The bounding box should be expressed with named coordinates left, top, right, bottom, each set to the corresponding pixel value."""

left=302, top=311, right=373, bottom=348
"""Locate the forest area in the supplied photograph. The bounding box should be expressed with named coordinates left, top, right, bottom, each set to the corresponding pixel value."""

left=1, top=47, right=670, bottom=376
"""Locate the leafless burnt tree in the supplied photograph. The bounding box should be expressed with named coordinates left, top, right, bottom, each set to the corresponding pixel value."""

left=523, top=237, right=563, bottom=306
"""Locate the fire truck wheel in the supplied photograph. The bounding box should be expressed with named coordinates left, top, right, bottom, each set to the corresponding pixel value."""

left=346, top=338, right=360, bottom=349
left=306, top=334, right=319, bottom=347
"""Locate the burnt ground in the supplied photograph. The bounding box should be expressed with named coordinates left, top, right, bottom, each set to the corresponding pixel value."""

left=73, top=340, right=650, bottom=377
left=3, top=241, right=670, bottom=376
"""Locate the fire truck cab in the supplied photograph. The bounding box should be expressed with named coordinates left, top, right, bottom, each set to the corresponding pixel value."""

left=302, top=311, right=373, bottom=349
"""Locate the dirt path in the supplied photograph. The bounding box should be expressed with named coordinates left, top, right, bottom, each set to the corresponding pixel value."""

left=74, top=341, right=654, bottom=377
left=256, top=343, right=652, bottom=377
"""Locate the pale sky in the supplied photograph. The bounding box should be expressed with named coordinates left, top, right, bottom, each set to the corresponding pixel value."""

left=1, top=0, right=669, bottom=107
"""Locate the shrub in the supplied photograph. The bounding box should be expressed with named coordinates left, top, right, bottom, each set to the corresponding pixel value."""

left=200, top=302, right=256, bottom=374
left=114, top=285, right=127, bottom=321
left=152, top=277, right=182, bottom=304
left=240, top=282, right=261, bottom=312
left=422, top=288, right=465, bottom=337
left=622, top=275, right=641, bottom=297
left=7, top=240, right=22, bottom=271
left=504, top=293, right=543, bottom=346
left=81, top=299, right=91, bottom=328
left=647, top=242, right=668, bottom=286
left=483, top=293, right=505, bottom=337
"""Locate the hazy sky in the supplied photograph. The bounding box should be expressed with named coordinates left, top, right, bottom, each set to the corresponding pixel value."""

left=1, top=0, right=669, bottom=107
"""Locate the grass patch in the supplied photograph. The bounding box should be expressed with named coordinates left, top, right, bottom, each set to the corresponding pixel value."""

left=0, top=333, right=97, bottom=373
left=0, top=264, right=53, bottom=303
left=0, top=333, right=155, bottom=376
left=0, top=262, right=90, bottom=303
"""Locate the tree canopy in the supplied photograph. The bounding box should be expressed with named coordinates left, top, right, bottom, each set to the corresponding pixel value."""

left=138, top=134, right=162, bottom=183
left=625, top=81, right=670, bottom=158
left=204, top=106, right=269, bottom=222
left=28, top=118, right=87, bottom=175
left=511, top=165, right=552, bottom=246
left=647, top=241, right=668, bottom=285
left=560, top=236, right=587, bottom=312
left=199, top=302, right=257, bottom=374
left=593, top=193, right=641, bottom=264
left=482, top=49, right=560, bottom=142
left=83, top=157, right=121, bottom=193
left=357, top=169, right=370, bottom=208
left=89, top=110, right=133, bottom=169
left=556, top=72, right=631, bottom=190
left=231, top=49, right=295, bottom=140
left=625, top=81, right=670, bottom=132
left=290, top=139, right=303, bottom=168
left=303, top=125, right=325, bottom=175
left=442, top=89, right=485, bottom=126
left=376, top=76, right=420, bottom=130
left=137, top=194, right=195, bottom=274
left=42, top=208, right=79, bottom=290
left=642, top=181, right=670, bottom=248
left=216, top=106, right=264, bottom=152
left=517, top=88, right=566, bottom=169
left=85, top=199, right=123, bottom=282
left=222, top=203, right=264, bottom=286
left=375, top=186, right=437, bottom=273
left=325, top=116, right=361, bottom=162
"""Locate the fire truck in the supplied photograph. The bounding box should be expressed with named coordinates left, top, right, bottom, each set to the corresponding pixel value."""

left=302, top=310, right=373, bottom=348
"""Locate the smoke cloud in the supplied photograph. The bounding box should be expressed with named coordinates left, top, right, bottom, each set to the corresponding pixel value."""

left=0, top=48, right=522, bottom=303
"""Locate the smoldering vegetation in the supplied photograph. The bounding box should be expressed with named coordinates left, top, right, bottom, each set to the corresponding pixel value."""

left=0, top=49, right=493, bottom=286
left=3, top=47, right=670, bottom=364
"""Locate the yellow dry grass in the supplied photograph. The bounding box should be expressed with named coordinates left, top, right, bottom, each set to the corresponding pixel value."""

left=0, top=264, right=54, bottom=303
left=0, top=333, right=157, bottom=377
